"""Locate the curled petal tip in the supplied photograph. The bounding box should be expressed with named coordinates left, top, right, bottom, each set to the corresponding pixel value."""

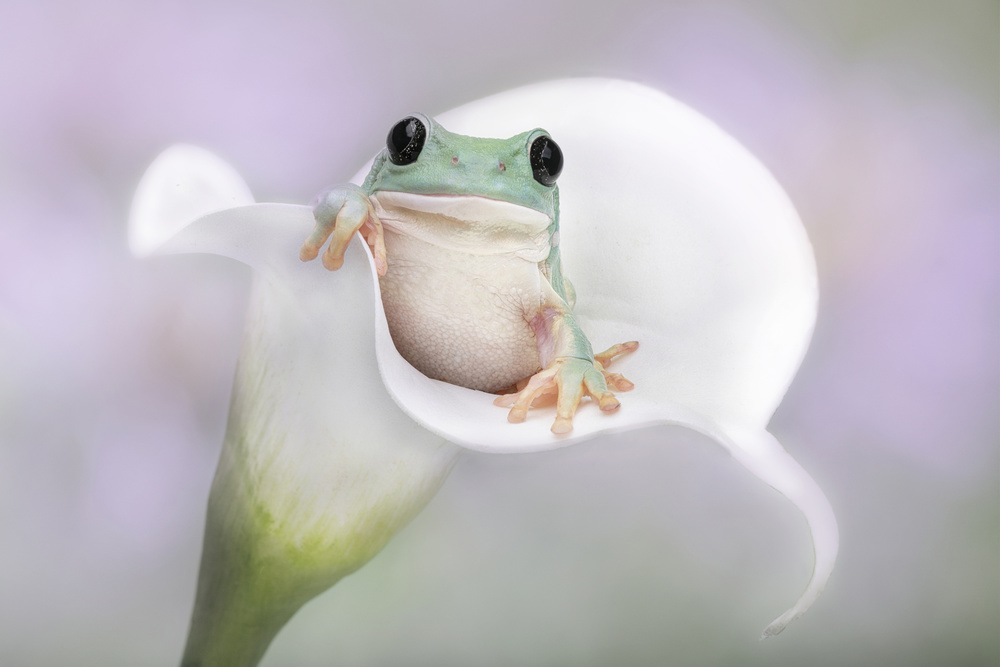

left=129, top=144, right=254, bottom=257
left=760, top=611, right=797, bottom=639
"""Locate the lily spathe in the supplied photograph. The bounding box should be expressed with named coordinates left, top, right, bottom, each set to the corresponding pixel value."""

left=130, top=79, right=838, bottom=666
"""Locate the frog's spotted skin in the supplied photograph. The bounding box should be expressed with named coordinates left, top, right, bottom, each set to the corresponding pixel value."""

left=301, top=114, right=635, bottom=433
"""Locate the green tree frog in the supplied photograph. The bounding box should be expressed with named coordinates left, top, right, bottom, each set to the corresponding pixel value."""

left=300, top=114, right=637, bottom=434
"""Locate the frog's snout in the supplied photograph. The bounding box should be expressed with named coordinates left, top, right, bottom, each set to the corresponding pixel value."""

left=447, top=153, right=507, bottom=174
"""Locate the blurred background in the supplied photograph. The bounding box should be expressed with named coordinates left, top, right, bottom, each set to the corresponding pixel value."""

left=0, top=1, right=996, bottom=665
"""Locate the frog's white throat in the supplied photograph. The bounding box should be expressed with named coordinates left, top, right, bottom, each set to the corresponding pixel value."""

left=370, top=190, right=553, bottom=262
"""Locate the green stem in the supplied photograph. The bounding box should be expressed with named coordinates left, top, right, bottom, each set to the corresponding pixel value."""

left=177, top=277, right=460, bottom=666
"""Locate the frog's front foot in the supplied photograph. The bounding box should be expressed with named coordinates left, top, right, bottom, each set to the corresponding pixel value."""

left=300, top=184, right=387, bottom=276
left=494, top=341, right=638, bottom=435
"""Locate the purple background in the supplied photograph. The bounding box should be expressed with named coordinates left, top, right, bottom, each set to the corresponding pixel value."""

left=1, top=1, right=997, bottom=665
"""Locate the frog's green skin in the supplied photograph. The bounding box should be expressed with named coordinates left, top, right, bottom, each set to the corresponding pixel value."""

left=301, top=115, right=633, bottom=433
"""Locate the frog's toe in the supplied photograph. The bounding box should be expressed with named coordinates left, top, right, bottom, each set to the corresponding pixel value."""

left=493, top=378, right=557, bottom=409
left=594, top=340, right=639, bottom=367
left=603, top=371, right=634, bottom=392
left=580, top=365, right=621, bottom=413
left=299, top=242, right=321, bottom=262
left=365, top=222, right=388, bottom=276
left=551, top=416, right=574, bottom=435
left=321, top=243, right=348, bottom=271
left=301, top=186, right=385, bottom=274
left=591, top=388, right=622, bottom=413
left=300, top=224, right=332, bottom=263
left=503, top=367, right=559, bottom=424
left=492, top=393, right=517, bottom=408
left=594, top=340, right=637, bottom=392
left=529, top=388, right=558, bottom=408
left=552, top=370, right=587, bottom=434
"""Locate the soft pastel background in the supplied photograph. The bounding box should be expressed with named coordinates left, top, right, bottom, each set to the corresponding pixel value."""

left=1, top=1, right=996, bottom=665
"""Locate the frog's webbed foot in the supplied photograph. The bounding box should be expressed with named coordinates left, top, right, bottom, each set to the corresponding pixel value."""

left=493, top=341, right=638, bottom=435
left=300, top=184, right=387, bottom=276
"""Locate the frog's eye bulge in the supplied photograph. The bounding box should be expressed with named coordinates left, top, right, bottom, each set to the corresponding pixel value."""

left=386, top=116, right=427, bottom=165
left=529, top=135, right=562, bottom=186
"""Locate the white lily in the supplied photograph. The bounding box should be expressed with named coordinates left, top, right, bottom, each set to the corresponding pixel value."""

left=130, top=79, right=837, bottom=666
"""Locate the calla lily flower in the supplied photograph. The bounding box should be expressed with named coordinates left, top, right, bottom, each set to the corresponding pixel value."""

left=130, top=79, right=837, bottom=666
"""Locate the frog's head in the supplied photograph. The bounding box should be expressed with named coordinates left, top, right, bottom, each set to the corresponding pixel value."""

left=366, top=114, right=561, bottom=222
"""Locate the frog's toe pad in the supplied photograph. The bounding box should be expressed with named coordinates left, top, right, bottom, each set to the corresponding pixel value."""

left=597, top=393, right=621, bottom=412
left=594, top=340, right=639, bottom=367
left=603, top=371, right=634, bottom=392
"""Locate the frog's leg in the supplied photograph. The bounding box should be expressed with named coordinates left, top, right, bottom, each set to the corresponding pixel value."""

left=494, top=281, right=638, bottom=434
left=300, top=184, right=387, bottom=276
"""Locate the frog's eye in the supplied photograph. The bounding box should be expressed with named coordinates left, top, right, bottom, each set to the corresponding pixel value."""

left=386, top=116, right=427, bottom=166
left=529, top=135, right=563, bottom=186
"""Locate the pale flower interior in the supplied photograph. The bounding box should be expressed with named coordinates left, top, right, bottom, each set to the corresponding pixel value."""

left=130, top=79, right=838, bottom=637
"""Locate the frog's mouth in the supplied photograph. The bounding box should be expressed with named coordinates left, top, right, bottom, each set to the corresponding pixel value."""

left=370, top=190, right=553, bottom=261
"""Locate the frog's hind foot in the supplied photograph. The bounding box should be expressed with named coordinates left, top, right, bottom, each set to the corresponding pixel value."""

left=493, top=340, right=638, bottom=435
left=492, top=340, right=638, bottom=410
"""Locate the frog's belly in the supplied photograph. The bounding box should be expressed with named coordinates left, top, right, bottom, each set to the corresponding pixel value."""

left=378, top=230, right=543, bottom=393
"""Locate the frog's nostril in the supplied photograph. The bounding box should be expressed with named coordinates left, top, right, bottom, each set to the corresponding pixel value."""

left=451, top=155, right=459, bottom=164
left=498, top=160, right=506, bottom=172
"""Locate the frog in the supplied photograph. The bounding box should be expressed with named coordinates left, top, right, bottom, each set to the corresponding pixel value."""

left=299, top=114, right=637, bottom=434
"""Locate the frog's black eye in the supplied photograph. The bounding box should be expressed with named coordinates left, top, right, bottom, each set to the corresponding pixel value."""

left=529, top=135, right=562, bottom=186
left=386, top=116, right=426, bottom=165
